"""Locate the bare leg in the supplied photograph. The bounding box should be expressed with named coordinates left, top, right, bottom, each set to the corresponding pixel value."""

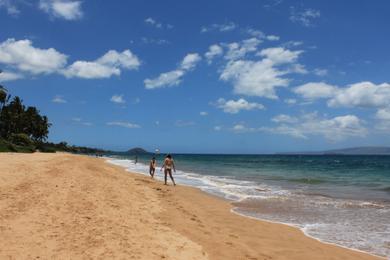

left=164, top=169, right=168, bottom=185
left=168, top=170, right=176, bottom=186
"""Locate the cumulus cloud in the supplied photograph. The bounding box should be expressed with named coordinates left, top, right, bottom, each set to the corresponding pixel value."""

left=144, top=53, right=201, bottom=89
left=216, top=98, right=264, bottom=114
left=201, top=22, right=237, bottom=33
left=0, top=71, right=23, bottom=81
left=294, top=82, right=338, bottom=100
left=220, top=47, right=304, bottom=99
left=0, top=38, right=67, bottom=74
left=264, top=113, right=367, bottom=141
left=144, top=70, right=184, bottom=89
left=110, top=94, right=125, bottom=104
left=375, top=107, right=390, bottom=131
left=39, top=0, right=83, bottom=20
left=63, top=49, right=140, bottom=79
left=328, top=82, right=390, bottom=108
left=376, top=107, right=390, bottom=121
left=205, top=44, right=223, bottom=64
left=271, top=114, right=298, bottom=123
left=180, top=53, right=202, bottom=70
left=290, top=7, right=321, bottom=27
left=107, top=121, right=141, bottom=129
left=224, top=38, right=262, bottom=61
left=230, top=113, right=367, bottom=141
left=266, top=35, right=280, bottom=41
left=0, top=38, right=140, bottom=80
left=52, top=95, right=67, bottom=103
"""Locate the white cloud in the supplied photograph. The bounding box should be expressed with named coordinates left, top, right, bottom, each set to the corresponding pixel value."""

left=216, top=98, right=264, bottom=114
left=0, top=71, right=23, bottom=81
left=201, top=22, right=237, bottom=33
left=39, top=0, right=83, bottom=20
left=328, top=82, right=390, bottom=108
left=72, top=117, right=92, bottom=126
left=0, top=38, right=67, bottom=74
left=0, top=39, right=140, bottom=80
left=375, top=107, right=390, bottom=131
left=224, top=38, right=262, bottom=61
left=200, top=111, right=208, bottom=116
left=63, top=49, right=140, bottom=79
left=205, top=44, right=223, bottom=63
left=294, top=82, right=338, bottom=100
left=231, top=124, right=256, bottom=133
left=314, top=68, right=328, bottom=76
left=290, top=8, right=321, bottom=27
left=271, top=114, right=298, bottom=123
left=144, top=53, right=201, bottom=89
left=97, top=50, right=140, bottom=70
left=258, top=47, right=302, bottom=64
left=284, top=98, right=297, bottom=105
left=144, top=70, right=184, bottom=89
left=376, top=107, right=390, bottom=121
left=214, top=126, right=222, bottom=131
left=180, top=53, right=202, bottom=71
left=110, top=94, right=125, bottom=104
left=63, top=61, right=120, bottom=79
left=266, top=35, right=280, bottom=41
left=0, top=0, right=19, bottom=15
left=247, top=29, right=265, bottom=38
left=107, top=121, right=141, bottom=129
left=141, top=37, right=170, bottom=45
left=263, top=113, right=367, bottom=141
left=144, top=17, right=172, bottom=29
left=52, top=95, right=67, bottom=103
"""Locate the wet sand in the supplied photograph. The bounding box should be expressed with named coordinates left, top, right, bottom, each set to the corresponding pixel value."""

left=0, top=153, right=383, bottom=259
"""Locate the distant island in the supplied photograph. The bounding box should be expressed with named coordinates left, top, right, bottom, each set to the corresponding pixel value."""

left=278, top=146, right=390, bottom=155
left=126, top=147, right=151, bottom=155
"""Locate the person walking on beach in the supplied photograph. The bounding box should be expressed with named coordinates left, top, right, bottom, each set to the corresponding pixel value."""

left=149, top=157, right=157, bottom=178
left=161, top=154, right=176, bottom=186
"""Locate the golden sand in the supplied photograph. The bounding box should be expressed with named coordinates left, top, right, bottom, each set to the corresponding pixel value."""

left=0, top=153, right=382, bottom=259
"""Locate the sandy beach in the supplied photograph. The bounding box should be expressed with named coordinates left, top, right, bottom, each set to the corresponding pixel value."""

left=0, top=153, right=383, bottom=259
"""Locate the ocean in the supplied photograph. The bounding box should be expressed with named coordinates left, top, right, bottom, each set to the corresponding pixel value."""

left=106, top=154, right=390, bottom=258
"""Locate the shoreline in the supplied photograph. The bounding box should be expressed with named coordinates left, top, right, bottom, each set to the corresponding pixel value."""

left=0, top=153, right=384, bottom=259
left=107, top=158, right=386, bottom=259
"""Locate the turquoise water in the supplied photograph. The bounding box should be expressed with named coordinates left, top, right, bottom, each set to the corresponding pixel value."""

left=107, top=154, right=390, bottom=257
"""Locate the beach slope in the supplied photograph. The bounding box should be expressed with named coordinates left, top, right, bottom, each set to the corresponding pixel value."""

left=0, top=153, right=382, bottom=259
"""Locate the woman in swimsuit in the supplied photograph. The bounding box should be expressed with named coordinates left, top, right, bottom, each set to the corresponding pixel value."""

left=161, top=154, right=176, bottom=186
left=149, top=157, right=157, bottom=178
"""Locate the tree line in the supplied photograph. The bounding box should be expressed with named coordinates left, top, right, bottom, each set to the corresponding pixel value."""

left=0, top=70, right=107, bottom=154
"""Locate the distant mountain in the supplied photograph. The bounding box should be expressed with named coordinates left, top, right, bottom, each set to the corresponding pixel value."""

left=323, top=146, right=390, bottom=155
left=278, top=146, right=390, bottom=155
left=126, top=147, right=150, bottom=155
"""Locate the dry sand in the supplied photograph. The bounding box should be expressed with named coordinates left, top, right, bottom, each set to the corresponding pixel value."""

left=0, top=153, right=383, bottom=259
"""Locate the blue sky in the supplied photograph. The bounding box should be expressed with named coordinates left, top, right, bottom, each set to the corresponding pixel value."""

left=1, top=0, right=390, bottom=153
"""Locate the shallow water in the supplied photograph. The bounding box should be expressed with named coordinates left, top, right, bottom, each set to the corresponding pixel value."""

left=107, top=154, right=390, bottom=257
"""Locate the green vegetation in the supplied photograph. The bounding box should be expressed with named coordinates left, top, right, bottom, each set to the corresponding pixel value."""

left=0, top=70, right=109, bottom=154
